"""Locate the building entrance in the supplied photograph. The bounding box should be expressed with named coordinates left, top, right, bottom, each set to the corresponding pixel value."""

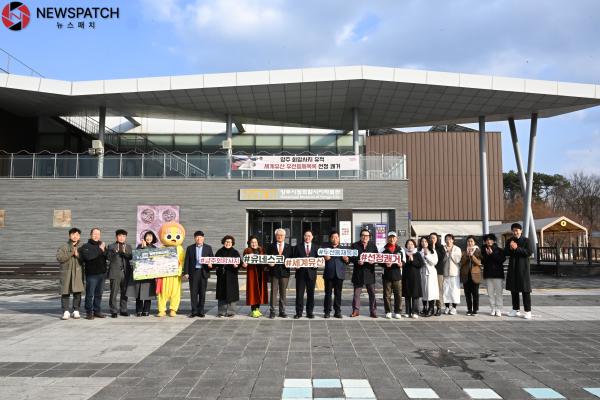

left=248, top=210, right=337, bottom=248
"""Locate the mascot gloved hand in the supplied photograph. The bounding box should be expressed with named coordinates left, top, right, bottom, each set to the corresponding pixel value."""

left=156, top=221, right=185, bottom=317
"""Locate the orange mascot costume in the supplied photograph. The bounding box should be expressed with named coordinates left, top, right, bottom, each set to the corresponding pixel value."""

left=156, top=221, right=185, bottom=317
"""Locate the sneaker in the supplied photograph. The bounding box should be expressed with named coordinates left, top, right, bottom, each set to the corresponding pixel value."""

left=256, top=310, right=263, bottom=317
left=495, top=310, right=502, bottom=317
left=61, top=311, right=70, bottom=320
left=401, top=313, right=410, bottom=318
left=72, top=311, right=80, bottom=319
left=508, top=309, right=521, bottom=317
left=156, top=312, right=167, bottom=317
left=466, top=311, right=472, bottom=316
left=490, top=308, right=496, bottom=316
left=523, top=311, right=532, bottom=320
left=251, top=309, right=261, bottom=318
left=385, top=313, right=392, bottom=319
left=449, top=308, right=457, bottom=315
left=169, top=310, right=177, bottom=317
left=443, top=307, right=450, bottom=315
left=411, top=313, right=419, bottom=319
left=393, top=313, right=401, bottom=319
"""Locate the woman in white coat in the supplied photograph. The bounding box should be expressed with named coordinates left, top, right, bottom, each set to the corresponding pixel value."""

left=419, top=236, right=439, bottom=317
left=442, top=234, right=462, bottom=315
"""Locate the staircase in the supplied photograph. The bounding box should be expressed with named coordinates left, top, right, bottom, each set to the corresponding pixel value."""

left=58, top=116, right=207, bottom=177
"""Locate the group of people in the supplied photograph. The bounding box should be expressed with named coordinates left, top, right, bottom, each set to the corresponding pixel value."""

left=56, top=222, right=533, bottom=320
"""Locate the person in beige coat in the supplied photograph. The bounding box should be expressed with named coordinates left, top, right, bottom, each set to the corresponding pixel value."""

left=56, top=227, right=85, bottom=320
left=460, top=235, right=483, bottom=316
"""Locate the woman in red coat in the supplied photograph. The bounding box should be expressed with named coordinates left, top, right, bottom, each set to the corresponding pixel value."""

left=242, top=235, right=269, bottom=318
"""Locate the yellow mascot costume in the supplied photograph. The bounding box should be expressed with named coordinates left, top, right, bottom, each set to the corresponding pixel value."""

left=156, top=221, right=185, bottom=317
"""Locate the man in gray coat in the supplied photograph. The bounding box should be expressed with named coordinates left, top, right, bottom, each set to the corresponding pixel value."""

left=107, top=229, right=133, bottom=318
left=56, top=227, right=85, bottom=320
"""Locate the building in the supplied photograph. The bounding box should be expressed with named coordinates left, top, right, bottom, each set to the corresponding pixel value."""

left=1, top=64, right=599, bottom=264
left=366, top=125, right=504, bottom=238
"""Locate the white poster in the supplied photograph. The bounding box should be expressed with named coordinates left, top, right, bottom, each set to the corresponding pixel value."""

left=339, top=221, right=352, bottom=245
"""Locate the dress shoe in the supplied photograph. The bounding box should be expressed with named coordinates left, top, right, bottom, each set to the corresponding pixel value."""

left=370, top=312, right=377, bottom=318
left=269, top=311, right=275, bottom=319
left=334, top=313, right=342, bottom=319
left=142, top=312, right=150, bottom=317
left=435, top=307, right=442, bottom=316
left=94, top=312, right=106, bottom=318
left=188, top=313, right=197, bottom=318
left=350, top=310, right=359, bottom=317
left=323, top=313, right=330, bottom=319
left=279, top=312, right=287, bottom=318
left=226, top=313, right=235, bottom=318
left=110, top=313, right=118, bottom=318
left=136, top=312, right=142, bottom=317
left=85, top=313, right=94, bottom=320
left=198, top=313, right=205, bottom=318
left=120, top=312, right=129, bottom=317
left=307, top=314, right=314, bottom=319
left=293, top=314, right=301, bottom=319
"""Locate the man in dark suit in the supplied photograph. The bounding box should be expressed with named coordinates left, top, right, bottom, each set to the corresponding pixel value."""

left=351, top=229, right=379, bottom=318
left=294, top=229, right=319, bottom=319
left=107, top=229, right=133, bottom=318
left=183, top=230, right=213, bottom=318
left=266, top=228, right=293, bottom=318
left=323, top=230, right=349, bottom=319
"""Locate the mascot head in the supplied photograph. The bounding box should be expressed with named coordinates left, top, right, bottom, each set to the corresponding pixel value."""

left=159, top=221, right=186, bottom=247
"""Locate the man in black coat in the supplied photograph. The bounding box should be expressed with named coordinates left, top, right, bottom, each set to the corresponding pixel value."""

left=183, top=230, right=214, bottom=318
left=504, top=223, right=533, bottom=319
left=293, top=229, right=319, bottom=319
left=266, top=228, right=293, bottom=318
left=80, top=227, right=108, bottom=320
left=351, top=229, right=379, bottom=318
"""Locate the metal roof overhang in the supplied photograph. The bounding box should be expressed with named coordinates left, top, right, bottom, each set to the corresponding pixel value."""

left=1, top=65, right=599, bottom=130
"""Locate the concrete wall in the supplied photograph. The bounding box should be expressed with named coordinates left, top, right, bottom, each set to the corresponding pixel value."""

left=0, top=179, right=408, bottom=263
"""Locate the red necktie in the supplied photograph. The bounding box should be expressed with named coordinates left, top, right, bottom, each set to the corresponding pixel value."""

left=306, top=244, right=310, bottom=256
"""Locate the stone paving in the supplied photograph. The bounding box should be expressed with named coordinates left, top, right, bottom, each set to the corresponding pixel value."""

left=1, top=275, right=600, bottom=399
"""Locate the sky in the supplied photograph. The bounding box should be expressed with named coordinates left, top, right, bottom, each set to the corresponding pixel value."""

left=1, top=0, right=599, bottom=175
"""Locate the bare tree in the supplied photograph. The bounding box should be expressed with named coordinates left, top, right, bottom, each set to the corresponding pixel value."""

left=557, top=172, right=600, bottom=240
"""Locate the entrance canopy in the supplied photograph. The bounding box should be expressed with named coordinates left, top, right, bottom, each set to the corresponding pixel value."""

left=1, top=65, right=599, bottom=130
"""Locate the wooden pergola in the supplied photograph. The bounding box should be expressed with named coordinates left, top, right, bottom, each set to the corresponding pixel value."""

left=490, top=216, right=588, bottom=247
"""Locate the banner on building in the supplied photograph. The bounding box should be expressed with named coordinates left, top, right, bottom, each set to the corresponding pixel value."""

left=132, top=247, right=179, bottom=280
left=199, top=257, right=241, bottom=265
left=242, top=254, right=285, bottom=264
left=136, top=205, right=180, bottom=246
left=232, top=155, right=360, bottom=171
left=317, top=248, right=358, bottom=257
left=284, top=257, right=325, bottom=269
left=240, top=188, right=343, bottom=201
left=359, top=252, right=402, bottom=264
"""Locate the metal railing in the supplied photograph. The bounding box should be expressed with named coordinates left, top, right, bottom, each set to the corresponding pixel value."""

left=0, top=151, right=406, bottom=180
left=537, top=246, right=600, bottom=265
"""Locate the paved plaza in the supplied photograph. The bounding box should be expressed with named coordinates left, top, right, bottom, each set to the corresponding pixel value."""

left=1, top=275, right=600, bottom=400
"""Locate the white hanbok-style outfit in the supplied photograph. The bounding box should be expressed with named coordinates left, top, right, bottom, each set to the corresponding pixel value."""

left=443, top=245, right=462, bottom=304
left=420, top=249, right=439, bottom=301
